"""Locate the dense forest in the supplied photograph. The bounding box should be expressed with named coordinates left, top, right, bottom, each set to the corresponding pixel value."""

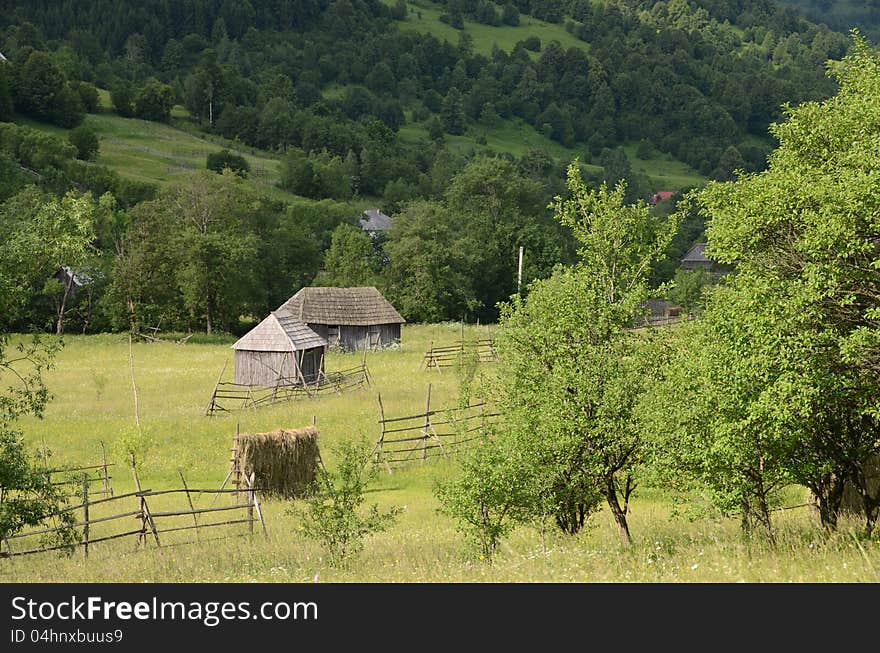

left=0, top=0, right=859, bottom=334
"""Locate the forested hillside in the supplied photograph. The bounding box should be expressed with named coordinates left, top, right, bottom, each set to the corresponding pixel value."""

left=780, top=0, right=880, bottom=42
left=0, top=0, right=857, bottom=334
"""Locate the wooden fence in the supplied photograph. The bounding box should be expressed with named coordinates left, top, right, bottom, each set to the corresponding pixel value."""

left=40, top=441, right=115, bottom=499
left=420, top=339, right=497, bottom=371
left=371, top=384, right=499, bottom=471
left=0, top=469, right=267, bottom=560
left=205, top=361, right=372, bottom=416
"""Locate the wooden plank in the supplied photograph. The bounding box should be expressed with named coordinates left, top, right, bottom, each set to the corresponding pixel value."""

left=149, top=503, right=252, bottom=518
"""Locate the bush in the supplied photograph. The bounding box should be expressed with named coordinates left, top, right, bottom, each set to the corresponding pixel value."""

left=68, top=125, right=99, bottom=161
left=71, top=81, right=100, bottom=113
left=206, top=149, right=250, bottom=177
left=289, top=439, right=401, bottom=565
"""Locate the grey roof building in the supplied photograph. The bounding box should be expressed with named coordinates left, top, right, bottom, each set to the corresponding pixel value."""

left=359, top=208, right=393, bottom=234
left=231, top=310, right=327, bottom=386
left=277, top=286, right=405, bottom=351
left=680, top=243, right=713, bottom=271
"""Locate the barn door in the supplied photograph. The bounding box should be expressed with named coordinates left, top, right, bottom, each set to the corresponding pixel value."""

left=367, top=326, right=381, bottom=349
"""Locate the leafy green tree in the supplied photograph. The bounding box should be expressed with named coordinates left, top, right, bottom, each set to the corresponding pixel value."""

left=319, top=223, right=382, bottom=287
left=14, top=50, right=65, bottom=121
left=70, top=81, right=99, bottom=113
left=68, top=125, right=99, bottom=161
left=493, top=166, right=678, bottom=545
left=290, top=439, right=401, bottom=565
left=384, top=200, right=478, bottom=322
left=691, top=37, right=880, bottom=534
left=0, top=188, right=104, bottom=334
left=133, top=80, right=175, bottom=122
left=440, top=87, right=467, bottom=135
left=110, top=82, right=135, bottom=118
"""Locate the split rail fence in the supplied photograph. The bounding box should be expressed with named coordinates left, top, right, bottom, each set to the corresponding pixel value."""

left=206, top=360, right=372, bottom=416
left=372, top=384, right=499, bottom=471
left=0, top=469, right=267, bottom=560
left=41, top=441, right=115, bottom=499
left=420, top=339, right=497, bottom=371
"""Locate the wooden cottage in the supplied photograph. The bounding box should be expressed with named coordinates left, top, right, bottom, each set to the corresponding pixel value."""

left=231, top=310, right=327, bottom=386
left=277, top=286, right=405, bottom=351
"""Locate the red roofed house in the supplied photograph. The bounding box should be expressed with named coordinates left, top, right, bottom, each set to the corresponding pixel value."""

left=651, top=191, right=676, bottom=206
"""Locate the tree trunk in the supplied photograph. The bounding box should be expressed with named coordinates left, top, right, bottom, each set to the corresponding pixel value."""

left=206, top=297, right=214, bottom=335
left=604, top=476, right=631, bottom=546
left=56, top=274, right=75, bottom=336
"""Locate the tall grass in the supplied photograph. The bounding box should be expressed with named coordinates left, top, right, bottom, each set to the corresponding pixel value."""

left=1, top=324, right=877, bottom=582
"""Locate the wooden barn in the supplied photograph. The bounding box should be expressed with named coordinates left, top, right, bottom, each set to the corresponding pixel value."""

left=277, top=286, right=405, bottom=351
left=231, top=310, right=327, bottom=386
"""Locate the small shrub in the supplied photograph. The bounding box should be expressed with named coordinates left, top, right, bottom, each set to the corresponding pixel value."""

left=289, top=439, right=401, bottom=565
left=206, top=149, right=250, bottom=177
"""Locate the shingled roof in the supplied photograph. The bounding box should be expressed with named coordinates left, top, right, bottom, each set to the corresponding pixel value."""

left=278, top=287, right=405, bottom=326
left=681, top=243, right=710, bottom=264
left=359, top=209, right=393, bottom=232
left=232, top=311, right=327, bottom=352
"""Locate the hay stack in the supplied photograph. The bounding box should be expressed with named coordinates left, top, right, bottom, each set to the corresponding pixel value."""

left=234, top=427, right=320, bottom=499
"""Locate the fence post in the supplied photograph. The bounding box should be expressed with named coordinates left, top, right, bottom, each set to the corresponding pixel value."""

left=81, top=474, right=90, bottom=559
left=100, top=440, right=113, bottom=496
left=247, top=472, right=255, bottom=535
left=423, top=384, right=432, bottom=462
left=248, top=472, right=268, bottom=539
left=179, top=470, right=199, bottom=540
left=131, top=454, right=160, bottom=548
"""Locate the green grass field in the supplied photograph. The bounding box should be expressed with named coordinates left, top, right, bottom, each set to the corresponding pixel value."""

left=388, top=0, right=589, bottom=57
left=1, top=324, right=878, bottom=583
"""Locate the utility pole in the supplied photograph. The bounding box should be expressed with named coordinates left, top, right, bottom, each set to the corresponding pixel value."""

left=517, top=246, right=524, bottom=296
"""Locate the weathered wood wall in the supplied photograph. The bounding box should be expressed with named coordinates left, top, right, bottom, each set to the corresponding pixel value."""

left=308, top=323, right=400, bottom=351
left=234, top=347, right=324, bottom=385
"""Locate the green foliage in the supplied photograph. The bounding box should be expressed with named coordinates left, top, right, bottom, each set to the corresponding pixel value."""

left=435, top=435, right=536, bottom=560
left=667, top=267, right=713, bottom=316
left=648, top=35, right=880, bottom=539
left=70, top=81, right=99, bottom=113
left=133, top=80, right=175, bottom=123
left=491, top=164, right=679, bottom=544
left=319, top=223, right=383, bottom=288
left=206, top=149, right=250, bottom=177
left=0, top=334, right=76, bottom=549
left=290, top=439, right=401, bottom=565
left=13, top=50, right=84, bottom=128
left=67, top=124, right=99, bottom=161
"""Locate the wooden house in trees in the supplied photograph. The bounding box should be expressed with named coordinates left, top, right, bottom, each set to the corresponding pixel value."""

left=277, top=286, right=405, bottom=351
left=231, top=310, right=327, bottom=386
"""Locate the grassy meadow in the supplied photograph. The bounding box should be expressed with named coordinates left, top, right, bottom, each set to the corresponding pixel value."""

left=1, top=323, right=878, bottom=583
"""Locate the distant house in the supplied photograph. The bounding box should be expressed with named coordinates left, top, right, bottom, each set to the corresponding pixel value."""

left=651, top=191, right=676, bottom=206
left=359, top=208, right=393, bottom=236
left=231, top=310, right=327, bottom=386
left=680, top=243, right=714, bottom=272
left=277, top=286, right=405, bottom=351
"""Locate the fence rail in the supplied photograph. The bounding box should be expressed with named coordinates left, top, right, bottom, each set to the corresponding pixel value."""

left=205, top=360, right=371, bottom=416
left=0, top=470, right=267, bottom=560
left=420, top=339, right=497, bottom=371
left=372, top=385, right=498, bottom=471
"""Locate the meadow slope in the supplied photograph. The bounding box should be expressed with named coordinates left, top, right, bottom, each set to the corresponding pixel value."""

left=1, top=324, right=878, bottom=583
